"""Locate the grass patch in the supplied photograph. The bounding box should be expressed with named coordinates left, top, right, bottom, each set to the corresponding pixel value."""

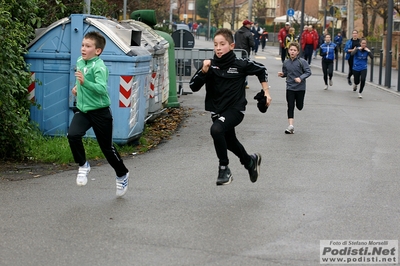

left=25, top=107, right=185, bottom=164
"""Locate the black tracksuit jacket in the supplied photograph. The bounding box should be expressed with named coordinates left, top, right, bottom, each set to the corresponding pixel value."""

left=189, top=56, right=268, bottom=114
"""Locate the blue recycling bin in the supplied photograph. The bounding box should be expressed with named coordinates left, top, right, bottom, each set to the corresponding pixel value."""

left=24, top=14, right=152, bottom=144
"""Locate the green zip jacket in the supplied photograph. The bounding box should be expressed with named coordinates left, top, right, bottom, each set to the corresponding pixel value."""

left=75, top=56, right=110, bottom=113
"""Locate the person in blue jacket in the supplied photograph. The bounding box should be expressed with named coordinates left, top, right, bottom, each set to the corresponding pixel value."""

left=319, top=34, right=338, bottom=90
left=344, top=30, right=360, bottom=86
left=350, top=38, right=374, bottom=98
left=334, top=32, right=343, bottom=53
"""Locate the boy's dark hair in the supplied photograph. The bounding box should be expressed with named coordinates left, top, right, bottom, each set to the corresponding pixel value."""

left=288, top=42, right=300, bottom=51
left=214, top=28, right=234, bottom=44
left=84, top=31, right=106, bottom=53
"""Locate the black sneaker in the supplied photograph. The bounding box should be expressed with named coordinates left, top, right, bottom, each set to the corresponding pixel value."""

left=247, top=153, right=262, bottom=183
left=216, top=166, right=233, bottom=186
left=347, top=77, right=352, bottom=86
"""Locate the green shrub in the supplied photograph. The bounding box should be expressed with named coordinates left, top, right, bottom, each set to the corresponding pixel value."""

left=0, top=1, right=36, bottom=159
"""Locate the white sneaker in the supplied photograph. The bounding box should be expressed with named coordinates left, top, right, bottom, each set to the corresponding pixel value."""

left=358, top=93, right=362, bottom=99
left=324, top=85, right=328, bottom=90
left=329, top=79, right=333, bottom=86
left=76, top=161, right=90, bottom=186
left=285, top=125, right=294, bottom=134
left=116, top=172, right=129, bottom=197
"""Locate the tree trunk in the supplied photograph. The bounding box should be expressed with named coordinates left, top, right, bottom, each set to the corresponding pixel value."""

left=362, top=0, right=368, bottom=37
left=369, top=11, right=377, bottom=37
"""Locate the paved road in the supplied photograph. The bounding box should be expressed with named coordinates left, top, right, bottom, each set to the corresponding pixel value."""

left=1, top=37, right=399, bottom=266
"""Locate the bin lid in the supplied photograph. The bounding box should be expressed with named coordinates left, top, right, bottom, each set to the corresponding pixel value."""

left=28, top=15, right=150, bottom=57
left=28, top=17, right=71, bottom=48
left=120, top=20, right=167, bottom=54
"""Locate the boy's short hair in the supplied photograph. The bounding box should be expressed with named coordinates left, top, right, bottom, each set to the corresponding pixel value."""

left=214, top=28, right=234, bottom=44
left=84, top=31, right=106, bottom=53
left=288, top=42, right=300, bottom=51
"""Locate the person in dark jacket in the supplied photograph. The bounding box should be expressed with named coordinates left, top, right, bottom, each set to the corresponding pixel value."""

left=234, top=19, right=255, bottom=59
left=278, top=42, right=312, bottom=134
left=260, top=30, right=269, bottom=51
left=319, top=34, right=338, bottom=90
left=189, top=28, right=271, bottom=186
left=251, top=22, right=262, bottom=55
left=351, top=38, right=374, bottom=98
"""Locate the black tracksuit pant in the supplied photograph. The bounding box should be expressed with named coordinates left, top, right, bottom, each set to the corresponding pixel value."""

left=67, top=107, right=128, bottom=177
left=322, top=59, right=334, bottom=85
left=210, top=109, right=252, bottom=168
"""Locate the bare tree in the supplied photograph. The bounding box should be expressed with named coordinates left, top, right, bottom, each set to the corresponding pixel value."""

left=365, top=0, right=400, bottom=33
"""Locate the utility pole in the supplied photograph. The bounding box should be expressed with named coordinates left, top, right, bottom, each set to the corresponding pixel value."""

left=248, top=0, right=253, bottom=21
left=347, top=0, right=354, bottom=39
left=300, top=0, right=305, bottom=54
left=83, top=0, right=91, bottom=14
left=286, top=0, right=289, bottom=22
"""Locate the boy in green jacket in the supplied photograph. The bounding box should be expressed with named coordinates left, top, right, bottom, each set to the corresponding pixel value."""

left=68, top=31, right=129, bottom=197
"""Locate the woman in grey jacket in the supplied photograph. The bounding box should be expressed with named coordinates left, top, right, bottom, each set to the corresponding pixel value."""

left=278, top=42, right=312, bottom=134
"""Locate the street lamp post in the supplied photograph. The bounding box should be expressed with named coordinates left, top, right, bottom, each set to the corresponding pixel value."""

left=300, top=0, right=305, bottom=54
left=123, top=0, right=127, bottom=19
left=169, top=0, right=174, bottom=29
left=207, top=0, right=211, bottom=40
left=324, top=0, right=327, bottom=33
left=232, top=0, right=236, bottom=30
left=385, top=0, right=394, bottom=88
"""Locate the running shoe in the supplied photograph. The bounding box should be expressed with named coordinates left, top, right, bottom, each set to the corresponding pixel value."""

left=116, top=172, right=129, bottom=197
left=285, top=125, right=295, bottom=134
left=216, top=166, right=232, bottom=186
left=247, top=153, right=262, bottom=183
left=76, top=161, right=90, bottom=186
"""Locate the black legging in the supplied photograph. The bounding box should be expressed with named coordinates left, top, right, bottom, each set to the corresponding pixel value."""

left=353, top=69, right=367, bottom=93
left=210, top=109, right=252, bottom=167
left=347, top=56, right=354, bottom=79
left=286, top=90, right=306, bottom=119
left=322, top=59, right=334, bottom=85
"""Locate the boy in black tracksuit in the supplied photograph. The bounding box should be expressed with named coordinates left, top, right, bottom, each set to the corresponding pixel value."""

left=189, top=28, right=271, bottom=186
